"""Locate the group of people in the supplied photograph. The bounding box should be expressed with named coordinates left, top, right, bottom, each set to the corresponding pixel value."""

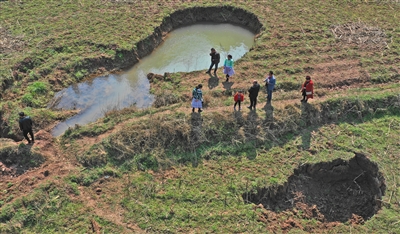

left=192, top=48, right=315, bottom=113
left=231, top=79, right=263, bottom=111
left=17, top=49, right=314, bottom=144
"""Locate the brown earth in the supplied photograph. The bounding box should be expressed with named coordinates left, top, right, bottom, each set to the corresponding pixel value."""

left=244, top=153, right=386, bottom=232
left=0, top=130, right=79, bottom=206
left=0, top=25, right=26, bottom=55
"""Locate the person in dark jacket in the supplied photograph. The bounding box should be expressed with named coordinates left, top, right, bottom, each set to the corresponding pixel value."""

left=18, top=112, right=34, bottom=144
left=247, top=80, right=260, bottom=110
left=206, top=48, right=220, bottom=75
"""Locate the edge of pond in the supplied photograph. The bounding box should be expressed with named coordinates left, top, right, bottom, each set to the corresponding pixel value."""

left=74, top=6, right=264, bottom=81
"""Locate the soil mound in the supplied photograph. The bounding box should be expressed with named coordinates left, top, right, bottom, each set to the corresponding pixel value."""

left=0, top=138, right=45, bottom=178
left=243, top=153, right=386, bottom=223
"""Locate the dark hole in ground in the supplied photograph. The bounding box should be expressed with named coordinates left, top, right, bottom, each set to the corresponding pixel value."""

left=243, top=153, right=386, bottom=223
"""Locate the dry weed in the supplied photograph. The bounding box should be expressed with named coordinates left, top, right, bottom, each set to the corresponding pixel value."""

left=331, top=22, right=389, bottom=50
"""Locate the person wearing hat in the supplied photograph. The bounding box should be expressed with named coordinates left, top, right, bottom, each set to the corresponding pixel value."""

left=247, top=80, right=260, bottom=110
left=301, top=75, right=314, bottom=103
left=18, top=112, right=34, bottom=144
left=205, top=48, right=220, bottom=75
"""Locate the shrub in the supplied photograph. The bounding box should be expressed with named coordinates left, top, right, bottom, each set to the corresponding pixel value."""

left=22, top=93, right=34, bottom=106
left=27, top=81, right=47, bottom=95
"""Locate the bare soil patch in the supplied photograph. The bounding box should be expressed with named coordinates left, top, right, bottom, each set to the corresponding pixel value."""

left=331, top=22, right=389, bottom=50
left=0, top=130, right=78, bottom=204
left=309, top=59, right=369, bottom=88
left=244, top=153, right=386, bottom=224
left=0, top=138, right=45, bottom=178
left=0, top=26, right=26, bottom=55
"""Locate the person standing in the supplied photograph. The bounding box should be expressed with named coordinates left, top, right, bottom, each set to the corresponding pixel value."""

left=18, top=112, right=34, bottom=144
left=192, top=84, right=203, bottom=113
left=247, top=80, right=260, bottom=110
left=206, top=48, right=220, bottom=75
left=264, top=71, right=276, bottom=103
left=233, top=90, right=244, bottom=111
left=223, top=54, right=235, bottom=82
left=301, top=75, right=314, bottom=102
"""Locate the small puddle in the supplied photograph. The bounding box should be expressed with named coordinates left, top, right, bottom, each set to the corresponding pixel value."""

left=49, top=23, right=255, bottom=136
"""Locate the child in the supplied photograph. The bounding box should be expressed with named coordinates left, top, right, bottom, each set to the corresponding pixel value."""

left=223, top=54, right=235, bottom=82
left=301, top=76, right=314, bottom=102
left=233, top=90, right=244, bottom=111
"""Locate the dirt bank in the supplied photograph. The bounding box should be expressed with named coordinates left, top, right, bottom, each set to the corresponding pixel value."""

left=75, top=6, right=263, bottom=81
left=5, top=6, right=262, bottom=95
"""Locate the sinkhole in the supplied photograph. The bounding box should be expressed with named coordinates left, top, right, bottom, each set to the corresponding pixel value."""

left=243, top=153, right=386, bottom=223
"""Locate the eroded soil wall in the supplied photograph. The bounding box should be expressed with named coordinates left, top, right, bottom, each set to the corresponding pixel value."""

left=5, top=6, right=262, bottom=94
left=243, top=153, right=386, bottom=222
left=87, top=6, right=262, bottom=74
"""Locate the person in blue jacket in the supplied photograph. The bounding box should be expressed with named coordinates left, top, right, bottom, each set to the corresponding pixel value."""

left=264, top=71, right=276, bottom=103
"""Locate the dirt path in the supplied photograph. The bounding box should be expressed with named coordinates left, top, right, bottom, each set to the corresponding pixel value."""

left=72, top=79, right=400, bottom=151
left=0, top=130, right=79, bottom=206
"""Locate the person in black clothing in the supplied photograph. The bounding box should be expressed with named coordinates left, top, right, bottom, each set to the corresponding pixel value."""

left=18, top=112, right=34, bottom=144
left=206, top=48, right=220, bottom=75
left=247, top=80, right=260, bottom=110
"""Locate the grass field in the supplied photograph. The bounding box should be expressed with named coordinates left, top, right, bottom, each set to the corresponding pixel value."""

left=1, top=0, right=400, bottom=233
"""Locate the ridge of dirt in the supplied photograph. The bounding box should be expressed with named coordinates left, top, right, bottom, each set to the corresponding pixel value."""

left=71, top=78, right=400, bottom=151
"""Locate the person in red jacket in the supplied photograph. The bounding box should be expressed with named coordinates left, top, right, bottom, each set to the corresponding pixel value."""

left=233, top=90, right=244, bottom=111
left=301, top=75, right=314, bottom=103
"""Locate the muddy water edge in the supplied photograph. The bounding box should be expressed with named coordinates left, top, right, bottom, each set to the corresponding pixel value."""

left=49, top=23, right=256, bottom=136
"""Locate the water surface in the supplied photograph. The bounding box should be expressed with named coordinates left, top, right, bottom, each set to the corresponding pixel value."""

left=50, top=24, right=255, bottom=136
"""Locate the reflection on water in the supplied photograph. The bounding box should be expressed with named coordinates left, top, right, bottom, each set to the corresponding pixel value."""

left=50, top=24, right=255, bottom=136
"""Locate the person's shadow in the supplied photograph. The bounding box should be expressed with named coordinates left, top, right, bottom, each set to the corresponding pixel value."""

left=242, top=110, right=259, bottom=160
left=222, top=80, right=233, bottom=90
left=207, top=74, right=219, bottom=90
left=190, top=112, right=203, bottom=167
left=300, top=102, right=313, bottom=150
left=263, top=102, right=274, bottom=124
left=233, top=109, right=245, bottom=126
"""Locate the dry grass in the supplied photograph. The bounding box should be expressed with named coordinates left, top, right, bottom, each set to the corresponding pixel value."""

left=79, top=88, right=400, bottom=169
left=331, top=22, right=389, bottom=50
